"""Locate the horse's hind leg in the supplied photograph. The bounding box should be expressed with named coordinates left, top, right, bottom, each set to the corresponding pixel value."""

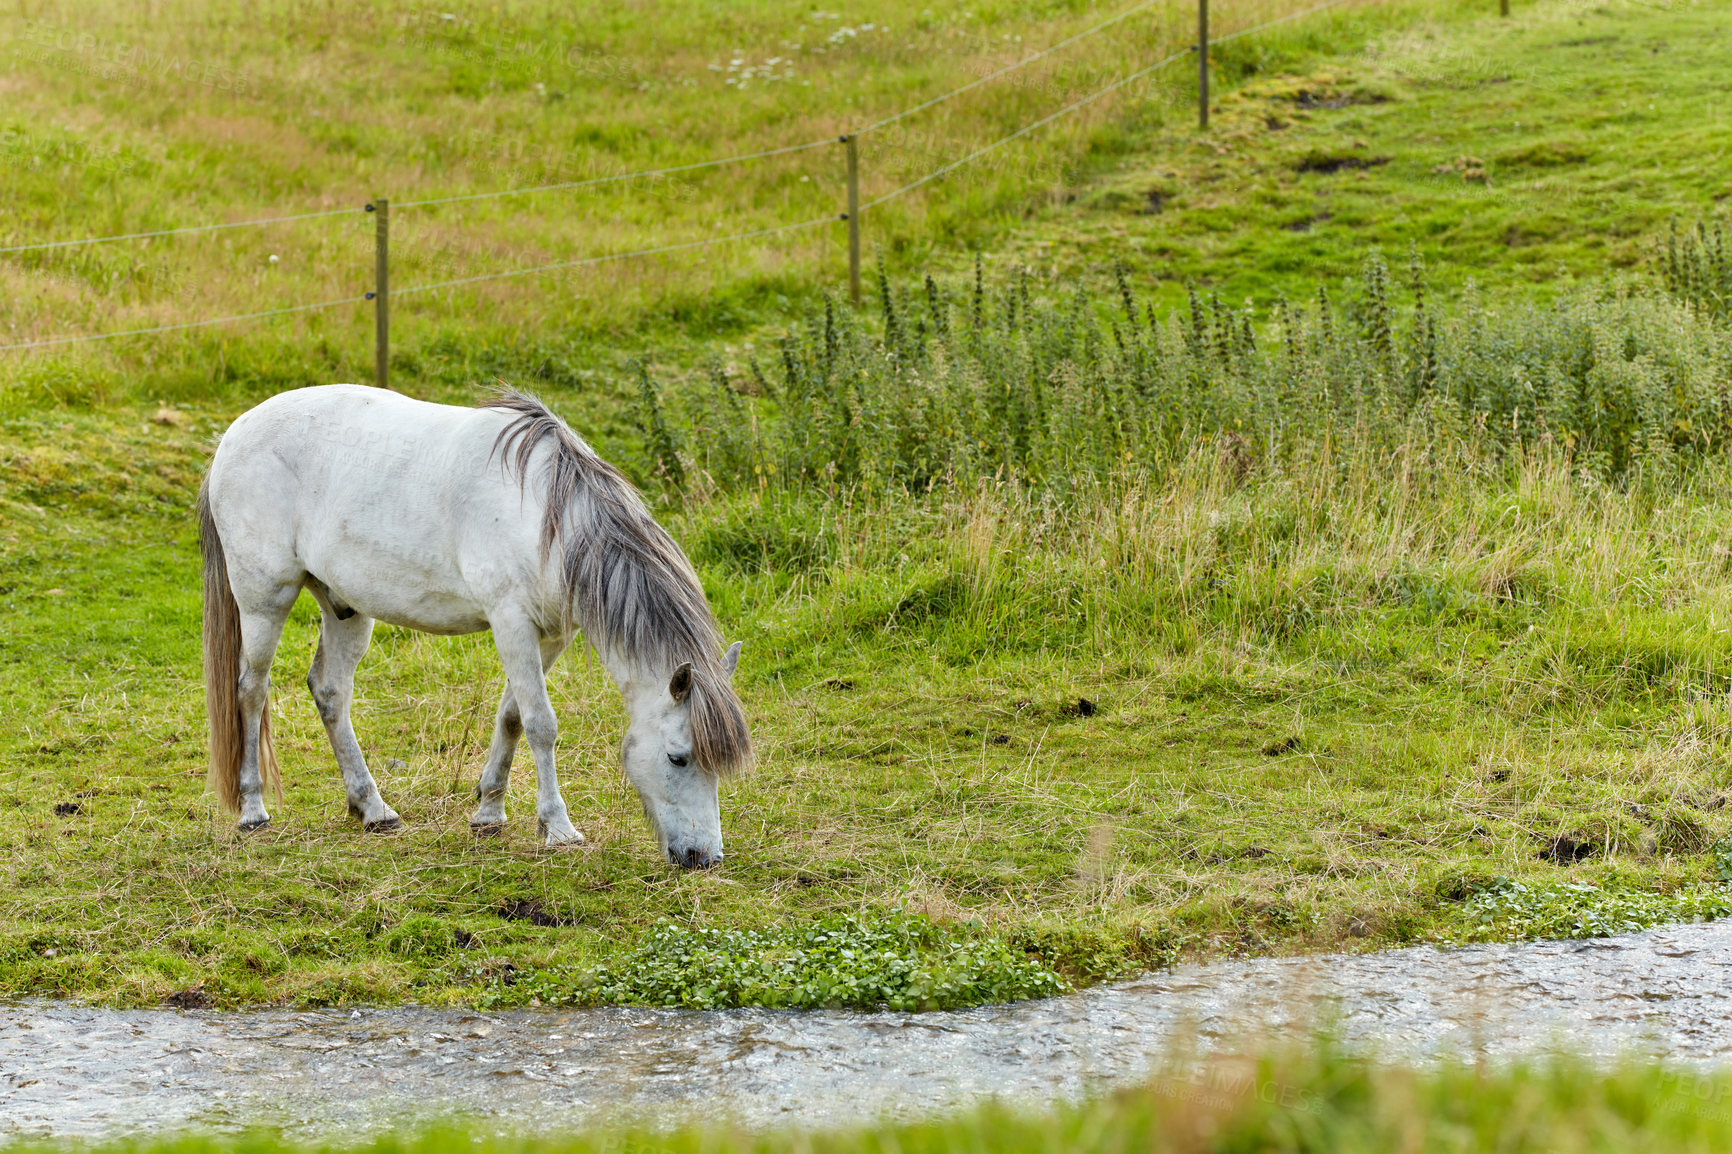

left=234, top=593, right=297, bottom=832
left=470, top=685, right=520, bottom=832
left=306, top=605, right=402, bottom=833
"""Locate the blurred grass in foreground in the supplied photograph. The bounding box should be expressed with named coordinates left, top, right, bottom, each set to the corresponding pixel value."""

left=14, top=1049, right=1732, bottom=1153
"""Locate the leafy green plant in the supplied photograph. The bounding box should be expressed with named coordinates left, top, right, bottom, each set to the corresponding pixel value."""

left=1454, top=877, right=1732, bottom=943
left=1714, top=837, right=1732, bottom=885
left=647, top=258, right=1732, bottom=496
left=481, top=914, right=1066, bottom=1012
left=1661, top=220, right=1732, bottom=322
left=634, top=361, right=686, bottom=492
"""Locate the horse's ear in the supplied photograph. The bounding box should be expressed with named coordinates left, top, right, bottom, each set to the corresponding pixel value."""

left=669, top=662, right=693, bottom=703
left=722, top=641, right=742, bottom=679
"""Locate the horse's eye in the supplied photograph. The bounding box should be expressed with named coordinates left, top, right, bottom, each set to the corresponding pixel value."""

left=668, top=754, right=688, bottom=768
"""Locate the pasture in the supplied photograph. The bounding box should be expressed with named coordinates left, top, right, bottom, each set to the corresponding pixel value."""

left=2, top=0, right=1731, bottom=1017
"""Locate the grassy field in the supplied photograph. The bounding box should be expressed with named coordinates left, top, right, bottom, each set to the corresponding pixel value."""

left=997, top=0, right=1732, bottom=308
left=3, top=0, right=1732, bottom=1010
left=0, top=0, right=1377, bottom=396
left=12, top=1051, right=1732, bottom=1152
left=4, top=0, right=1727, bottom=400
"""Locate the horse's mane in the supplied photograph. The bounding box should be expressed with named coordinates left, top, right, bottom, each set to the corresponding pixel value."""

left=482, top=389, right=751, bottom=776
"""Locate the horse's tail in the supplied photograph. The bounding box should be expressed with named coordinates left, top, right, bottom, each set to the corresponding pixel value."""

left=198, top=479, right=276, bottom=812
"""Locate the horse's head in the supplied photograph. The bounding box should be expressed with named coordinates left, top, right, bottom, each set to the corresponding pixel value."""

left=621, top=641, right=746, bottom=870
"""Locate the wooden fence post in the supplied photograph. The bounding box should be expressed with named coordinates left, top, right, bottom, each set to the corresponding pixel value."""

left=844, top=135, right=861, bottom=307
left=1198, top=0, right=1210, bottom=130
left=369, top=197, right=389, bottom=389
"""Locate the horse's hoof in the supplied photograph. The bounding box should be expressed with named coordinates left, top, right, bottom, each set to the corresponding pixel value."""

left=470, top=821, right=507, bottom=838
left=238, top=817, right=271, bottom=833
left=540, top=822, right=585, bottom=848
left=363, top=816, right=403, bottom=834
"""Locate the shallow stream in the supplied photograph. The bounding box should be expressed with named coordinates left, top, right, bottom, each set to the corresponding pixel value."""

left=3, top=919, right=1728, bottom=1139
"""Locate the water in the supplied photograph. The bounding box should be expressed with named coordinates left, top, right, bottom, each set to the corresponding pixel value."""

left=3, top=919, right=1729, bottom=1139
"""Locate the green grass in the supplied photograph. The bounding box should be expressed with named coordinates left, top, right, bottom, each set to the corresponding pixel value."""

left=0, top=0, right=1422, bottom=400
left=4, top=0, right=1732, bottom=1010
left=1001, top=0, right=1732, bottom=310
left=13, top=1050, right=1732, bottom=1152
left=5, top=392, right=1732, bottom=1007
left=5, top=0, right=1727, bottom=401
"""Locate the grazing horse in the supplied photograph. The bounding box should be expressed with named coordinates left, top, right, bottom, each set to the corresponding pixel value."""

left=198, top=384, right=749, bottom=869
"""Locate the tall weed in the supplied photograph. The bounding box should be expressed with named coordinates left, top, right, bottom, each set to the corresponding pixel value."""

left=642, top=256, right=1732, bottom=495
left=1661, top=220, right=1732, bottom=323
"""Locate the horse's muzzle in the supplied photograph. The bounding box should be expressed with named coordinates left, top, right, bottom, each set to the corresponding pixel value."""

left=670, top=845, right=722, bottom=870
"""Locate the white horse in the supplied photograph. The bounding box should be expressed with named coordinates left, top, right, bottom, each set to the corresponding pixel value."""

left=198, top=384, right=750, bottom=869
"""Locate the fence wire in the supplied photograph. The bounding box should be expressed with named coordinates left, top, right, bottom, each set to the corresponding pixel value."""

left=0, top=295, right=367, bottom=353
left=864, top=47, right=1191, bottom=210
left=863, top=0, right=1361, bottom=210
left=1211, top=0, right=1358, bottom=44
left=0, top=0, right=1365, bottom=353
left=3, top=0, right=1179, bottom=251
left=395, top=216, right=836, bottom=296
left=0, top=207, right=363, bottom=257
left=395, top=139, right=836, bottom=211
left=855, top=0, right=1170, bottom=136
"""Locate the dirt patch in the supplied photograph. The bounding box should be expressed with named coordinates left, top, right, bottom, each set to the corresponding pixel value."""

left=1291, top=87, right=1389, bottom=109
left=497, top=899, right=575, bottom=928
left=1656, top=812, right=1713, bottom=855
left=1296, top=153, right=1391, bottom=175
left=1497, top=141, right=1593, bottom=169
left=1283, top=212, right=1333, bottom=232
left=1682, top=790, right=1727, bottom=811
left=1432, top=156, right=1489, bottom=182
left=163, top=987, right=212, bottom=1010
left=1203, top=845, right=1273, bottom=865
left=1540, top=835, right=1599, bottom=864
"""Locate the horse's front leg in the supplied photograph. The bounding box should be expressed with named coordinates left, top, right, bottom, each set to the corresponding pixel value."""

left=490, top=616, right=582, bottom=847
